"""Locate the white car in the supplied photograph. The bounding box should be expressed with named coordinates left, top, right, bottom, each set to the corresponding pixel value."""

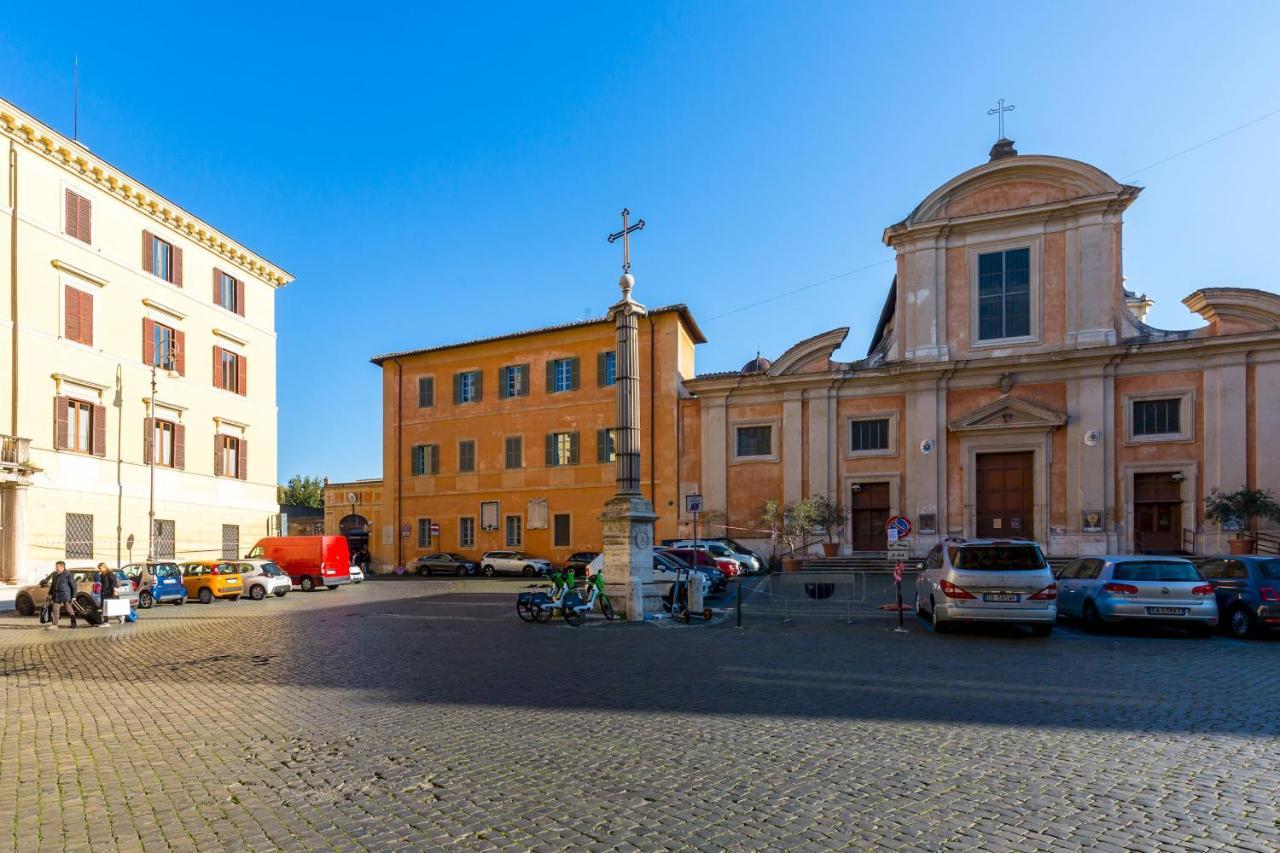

left=223, top=559, right=291, bottom=600
left=479, top=551, right=552, bottom=577
left=915, top=539, right=1057, bottom=636
left=665, top=540, right=756, bottom=574
left=584, top=553, right=713, bottom=597
left=348, top=564, right=365, bottom=584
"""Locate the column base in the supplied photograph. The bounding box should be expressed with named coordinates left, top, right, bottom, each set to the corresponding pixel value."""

left=600, top=494, right=660, bottom=621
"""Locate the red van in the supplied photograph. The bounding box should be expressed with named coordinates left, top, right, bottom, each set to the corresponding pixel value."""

left=247, top=536, right=351, bottom=592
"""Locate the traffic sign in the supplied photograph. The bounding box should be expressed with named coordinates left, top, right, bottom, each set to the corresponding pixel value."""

left=893, top=561, right=905, bottom=584
left=886, top=516, right=912, bottom=540
left=429, top=522, right=440, bottom=536
left=685, top=493, right=704, bottom=513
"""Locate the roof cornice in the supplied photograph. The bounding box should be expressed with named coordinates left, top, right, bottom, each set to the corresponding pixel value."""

left=0, top=97, right=293, bottom=287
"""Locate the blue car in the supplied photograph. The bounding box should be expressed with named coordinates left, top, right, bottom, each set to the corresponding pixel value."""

left=122, top=561, right=187, bottom=608
left=1199, top=556, right=1280, bottom=639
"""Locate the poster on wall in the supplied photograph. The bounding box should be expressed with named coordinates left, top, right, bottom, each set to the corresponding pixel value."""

left=480, top=501, right=500, bottom=531
left=1082, top=510, right=1104, bottom=534
left=527, top=498, right=548, bottom=530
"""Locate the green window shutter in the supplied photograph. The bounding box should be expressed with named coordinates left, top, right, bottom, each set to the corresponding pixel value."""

left=597, top=429, right=607, bottom=463
left=597, top=352, right=608, bottom=386
left=419, top=377, right=434, bottom=407
left=569, top=431, right=579, bottom=465
left=569, top=357, right=580, bottom=390
left=453, top=373, right=462, bottom=404
left=546, top=360, right=556, bottom=393
left=498, top=367, right=508, bottom=399
left=429, top=445, right=439, bottom=474
left=472, top=370, right=483, bottom=402
left=519, top=364, right=530, bottom=397
left=545, top=433, right=555, bottom=467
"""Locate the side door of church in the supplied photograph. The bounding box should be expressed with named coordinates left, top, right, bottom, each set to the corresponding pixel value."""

left=850, top=482, right=890, bottom=552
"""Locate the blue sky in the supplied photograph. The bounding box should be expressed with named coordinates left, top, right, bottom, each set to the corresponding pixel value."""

left=3, top=2, right=1278, bottom=483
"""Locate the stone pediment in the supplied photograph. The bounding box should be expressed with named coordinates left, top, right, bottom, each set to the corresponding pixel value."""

left=767, top=328, right=849, bottom=377
left=948, top=395, right=1067, bottom=434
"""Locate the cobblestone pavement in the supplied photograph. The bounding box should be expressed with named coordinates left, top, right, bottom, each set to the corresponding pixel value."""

left=1, top=576, right=1278, bottom=852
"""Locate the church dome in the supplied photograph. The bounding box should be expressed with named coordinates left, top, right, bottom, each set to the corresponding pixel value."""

left=741, top=355, right=772, bottom=374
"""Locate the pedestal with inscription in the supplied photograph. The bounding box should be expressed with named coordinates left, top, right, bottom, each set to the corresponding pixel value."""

left=601, top=494, right=659, bottom=620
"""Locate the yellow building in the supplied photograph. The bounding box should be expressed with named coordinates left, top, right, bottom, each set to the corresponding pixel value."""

left=371, top=307, right=703, bottom=568
left=322, top=478, right=383, bottom=564
left=0, top=96, right=292, bottom=584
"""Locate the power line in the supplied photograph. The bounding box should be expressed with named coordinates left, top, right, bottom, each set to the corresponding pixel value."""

left=702, top=258, right=893, bottom=323
left=1122, top=105, right=1280, bottom=180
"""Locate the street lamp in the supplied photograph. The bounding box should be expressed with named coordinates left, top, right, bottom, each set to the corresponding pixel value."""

left=146, top=336, right=180, bottom=563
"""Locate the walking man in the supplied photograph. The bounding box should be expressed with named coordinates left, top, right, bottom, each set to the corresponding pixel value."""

left=47, top=561, right=78, bottom=630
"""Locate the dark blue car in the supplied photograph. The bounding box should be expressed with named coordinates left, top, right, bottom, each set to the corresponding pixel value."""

left=122, top=562, right=188, bottom=608
left=1199, top=556, right=1280, bottom=639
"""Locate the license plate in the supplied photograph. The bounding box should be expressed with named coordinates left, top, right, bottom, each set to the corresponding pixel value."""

left=1146, top=606, right=1186, bottom=616
left=983, top=593, right=1021, bottom=603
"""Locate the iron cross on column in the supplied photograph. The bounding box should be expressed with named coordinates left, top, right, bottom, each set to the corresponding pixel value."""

left=607, top=208, right=646, bottom=275
left=987, top=98, right=1015, bottom=139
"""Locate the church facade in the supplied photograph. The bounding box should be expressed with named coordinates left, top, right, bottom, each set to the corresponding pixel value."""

left=682, top=140, right=1280, bottom=558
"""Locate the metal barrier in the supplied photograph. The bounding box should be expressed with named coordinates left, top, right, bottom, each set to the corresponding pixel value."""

left=738, top=570, right=913, bottom=624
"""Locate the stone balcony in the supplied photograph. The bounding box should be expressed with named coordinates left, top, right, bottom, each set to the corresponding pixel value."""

left=0, top=436, right=35, bottom=483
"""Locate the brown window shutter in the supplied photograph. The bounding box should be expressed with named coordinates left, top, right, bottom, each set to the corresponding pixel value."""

left=175, top=330, right=186, bottom=376
left=54, top=396, right=69, bottom=450
left=172, top=245, right=183, bottom=287
left=174, top=423, right=185, bottom=470
left=92, top=404, right=107, bottom=457
left=65, top=190, right=78, bottom=238
left=79, top=194, right=92, bottom=243
left=213, top=268, right=222, bottom=305
left=237, top=354, right=247, bottom=396
left=238, top=439, right=248, bottom=480
left=143, top=231, right=153, bottom=273
left=79, top=289, right=93, bottom=347
left=214, top=435, right=224, bottom=477
left=142, top=318, right=155, bottom=365
left=212, top=345, right=223, bottom=389
left=236, top=278, right=245, bottom=316
left=64, top=286, right=79, bottom=342
left=143, top=416, right=154, bottom=463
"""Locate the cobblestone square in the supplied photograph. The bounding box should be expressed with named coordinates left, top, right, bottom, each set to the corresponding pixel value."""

left=2, top=577, right=1277, bottom=851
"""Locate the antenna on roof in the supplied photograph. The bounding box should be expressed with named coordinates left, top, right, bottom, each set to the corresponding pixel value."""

left=73, top=55, right=79, bottom=141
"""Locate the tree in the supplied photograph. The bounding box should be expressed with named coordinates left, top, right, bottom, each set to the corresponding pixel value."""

left=812, top=496, right=846, bottom=545
left=278, top=475, right=325, bottom=509
left=1204, top=487, right=1280, bottom=540
left=760, top=498, right=823, bottom=555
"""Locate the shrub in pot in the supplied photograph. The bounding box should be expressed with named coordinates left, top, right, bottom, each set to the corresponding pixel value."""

left=1204, top=487, right=1280, bottom=555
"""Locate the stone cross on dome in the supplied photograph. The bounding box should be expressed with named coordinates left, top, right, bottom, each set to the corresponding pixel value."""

left=607, top=208, right=646, bottom=299
left=986, top=99, right=1019, bottom=161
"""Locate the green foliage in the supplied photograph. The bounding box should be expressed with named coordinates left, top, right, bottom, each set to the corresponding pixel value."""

left=1204, top=487, right=1280, bottom=536
left=812, top=495, right=846, bottom=543
left=277, top=474, right=325, bottom=509
left=761, top=498, right=824, bottom=554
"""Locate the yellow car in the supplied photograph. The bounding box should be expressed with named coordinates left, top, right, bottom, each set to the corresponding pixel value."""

left=178, top=561, right=244, bottom=604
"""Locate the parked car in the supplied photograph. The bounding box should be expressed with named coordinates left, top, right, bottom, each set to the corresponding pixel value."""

left=247, top=535, right=352, bottom=592
left=218, top=560, right=291, bottom=600
left=563, top=552, right=600, bottom=578
left=916, top=539, right=1057, bottom=636
left=656, top=548, right=727, bottom=592
left=582, top=552, right=716, bottom=598
left=177, top=561, right=244, bottom=603
left=666, top=541, right=755, bottom=574
left=1055, top=555, right=1217, bottom=637
left=479, top=551, right=552, bottom=577
left=663, top=537, right=764, bottom=572
left=1194, top=556, right=1279, bottom=639
left=348, top=564, right=365, bottom=584
left=664, top=547, right=741, bottom=578
left=414, top=553, right=479, bottom=576
left=13, top=563, right=140, bottom=616
left=121, top=562, right=187, bottom=607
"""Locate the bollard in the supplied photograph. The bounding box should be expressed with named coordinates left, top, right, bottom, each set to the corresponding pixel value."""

left=736, top=579, right=742, bottom=628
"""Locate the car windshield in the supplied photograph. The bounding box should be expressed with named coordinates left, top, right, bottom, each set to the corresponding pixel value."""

left=448, top=554, right=468, bottom=560
left=950, top=545, right=1047, bottom=571
left=1112, top=561, right=1201, bottom=582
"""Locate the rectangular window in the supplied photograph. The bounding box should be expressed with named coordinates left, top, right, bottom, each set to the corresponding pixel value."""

left=218, top=435, right=241, bottom=478
left=553, top=513, right=571, bottom=548
left=216, top=270, right=241, bottom=314
left=598, top=351, right=617, bottom=386
left=504, top=435, right=523, bottom=469
left=153, top=419, right=176, bottom=467
left=505, top=514, right=522, bottom=547
left=65, top=513, right=94, bottom=559
left=153, top=322, right=178, bottom=370
left=480, top=501, right=499, bottom=530
left=597, top=428, right=617, bottom=463
left=547, top=431, right=579, bottom=466
left=64, top=189, right=92, bottom=243
left=418, top=376, right=434, bottom=408
left=146, top=233, right=179, bottom=283
left=458, top=439, right=476, bottom=473
left=735, top=425, right=773, bottom=458
left=501, top=364, right=529, bottom=398
left=219, top=349, right=242, bottom=394
left=977, top=248, right=1031, bottom=341
left=550, top=357, right=577, bottom=393
left=1132, top=399, right=1182, bottom=436
left=418, top=518, right=433, bottom=548
left=63, top=285, right=93, bottom=347
left=455, top=370, right=482, bottom=404
left=221, top=524, right=240, bottom=560
left=850, top=418, right=890, bottom=452
left=459, top=517, right=476, bottom=548
left=411, top=444, right=439, bottom=475
left=154, top=519, right=176, bottom=559
left=68, top=399, right=94, bottom=454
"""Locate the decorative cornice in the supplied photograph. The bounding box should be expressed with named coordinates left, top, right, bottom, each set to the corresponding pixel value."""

left=767, top=327, right=849, bottom=377
left=143, top=398, right=188, bottom=416
left=141, top=298, right=187, bottom=321
left=1, top=98, right=293, bottom=288
left=1183, top=287, right=1280, bottom=332
left=51, top=372, right=110, bottom=398
left=948, top=394, right=1067, bottom=434
left=51, top=259, right=108, bottom=287
left=212, top=328, right=249, bottom=347
left=213, top=416, right=249, bottom=431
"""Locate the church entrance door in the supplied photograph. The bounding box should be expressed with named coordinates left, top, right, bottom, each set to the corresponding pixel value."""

left=975, top=452, right=1033, bottom=539
left=1133, top=473, right=1182, bottom=553
left=850, top=482, right=890, bottom=552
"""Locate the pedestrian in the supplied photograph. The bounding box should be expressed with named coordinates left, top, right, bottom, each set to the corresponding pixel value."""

left=46, top=561, right=78, bottom=630
left=97, top=562, right=123, bottom=626
left=138, top=562, right=154, bottom=595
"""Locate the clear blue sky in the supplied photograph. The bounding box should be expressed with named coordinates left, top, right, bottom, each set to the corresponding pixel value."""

left=4, top=2, right=1278, bottom=484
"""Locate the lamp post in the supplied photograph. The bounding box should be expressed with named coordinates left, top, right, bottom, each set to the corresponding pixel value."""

left=146, top=337, right=179, bottom=563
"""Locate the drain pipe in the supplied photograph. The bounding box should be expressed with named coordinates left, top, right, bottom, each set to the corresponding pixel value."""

left=8, top=140, right=18, bottom=437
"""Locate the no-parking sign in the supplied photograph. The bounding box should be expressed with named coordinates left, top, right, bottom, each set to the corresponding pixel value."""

left=886, top=516, right=912, bottom=542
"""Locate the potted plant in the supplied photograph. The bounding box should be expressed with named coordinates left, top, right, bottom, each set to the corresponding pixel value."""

left=813, top=495, right=845, bottom=558
left=1204, top=487, right=1280, bottom=554
left=762, top=498, right=822, bottom=571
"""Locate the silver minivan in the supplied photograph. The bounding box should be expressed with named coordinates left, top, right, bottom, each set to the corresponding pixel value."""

left=1055, top=555, right=1217, bottom=637
left=915, top=539, right=1057, bottom=636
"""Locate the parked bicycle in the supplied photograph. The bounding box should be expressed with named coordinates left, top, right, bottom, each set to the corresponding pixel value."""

left=517, top=569, right=573, bottom=623
left=561, top=571, right=615, bottom=626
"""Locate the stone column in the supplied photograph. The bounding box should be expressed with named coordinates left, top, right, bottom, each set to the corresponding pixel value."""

left=1, top=483, right=28, bottom=584
left=600, top=273, right=658, bottom=620
left=1203, top=352, right=1249, bottom=553
left=782, top=391, right=803, bottom=503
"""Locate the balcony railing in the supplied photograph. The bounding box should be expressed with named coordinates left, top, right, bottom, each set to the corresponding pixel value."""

left=1, top=435, right=34, bottom=479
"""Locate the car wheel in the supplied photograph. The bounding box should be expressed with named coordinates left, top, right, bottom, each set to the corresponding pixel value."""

left=1228, top=606, right=1257, bottom=639
left=1029, top=623, right=1053, bottom=638
left=455, top=565, right=464, bottom=577
left=930, top=598, right=952, bottom=634
left=198, top=587, right=213, bottom=605
left=15, top=594, right=34, bottom=617
left=273, top=588, right=287, bottom=597
left=482, top=565, right=495, bottom=578
left=1082, top=601, right=1105, bottom=633
left=300, top=576, right=315, bottom=592
left=139, top=590, right=155, bottom=609
left=914, top=593, right=926, bottom=619
left=522, top=565, right=537, bottom=577
left=250, top=585, right=266, bottom=600
left=418, top=565, right=430, bottom=576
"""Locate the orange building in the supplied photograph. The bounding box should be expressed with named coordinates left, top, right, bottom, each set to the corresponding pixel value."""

left=371, top=307, right=704, bottom=567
